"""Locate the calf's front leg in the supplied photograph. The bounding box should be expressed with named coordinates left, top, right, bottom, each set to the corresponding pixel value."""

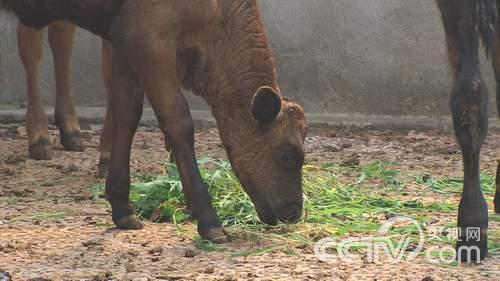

left=129, top=42, right=227, bottom=243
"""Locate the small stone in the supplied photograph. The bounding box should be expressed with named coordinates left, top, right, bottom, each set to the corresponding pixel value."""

left=125, top=264, right=136, bottom=273
left=12, top=190, right=28, bottom=197
left=184, top=248, right=198, bottom=258
left=325, top=144, right=341, bottom=152
left=204, top=266, right=215, bottom=274
left=341, top=142, right=353, bottom=149
left=62, top=164, right=79, bottom=173
left=151, top=257, right=160, bottom=262
left=148, top=246, right=164, bottom=255
left=0, top=167, right=15, bottom=176
left=82, top=239, right=102, bottom=247
left=166, top=265, right=177, bottom=272
left=92, top=271, right=113, bottom=281
left=127, top=250, right=140, bottom=257
left=422, top=277, right=435, bottom=281
left=341, top=153, right=360, bottom=166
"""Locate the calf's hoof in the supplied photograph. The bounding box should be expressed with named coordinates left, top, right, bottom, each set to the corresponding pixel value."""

left=494, top=191, right=500, bottom=214
left=29, top=143, right=53, bottom=160
left=61, top=133, right=85, bottom=152
left=199, top=226, right=230, bottom=244
left=114, top=214, right=144, bottom=230
left=455, top=230, right=488, bottom=262
left=111, top=204, right=144, bottom=230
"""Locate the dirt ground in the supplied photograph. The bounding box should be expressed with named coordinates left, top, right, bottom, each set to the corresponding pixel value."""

left=0, top=124, right=499, bottom=281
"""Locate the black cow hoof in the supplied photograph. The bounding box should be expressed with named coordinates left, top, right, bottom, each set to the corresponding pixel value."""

left=455, top=233, right=488, bottom=262
left=61, top=132, right=85, bottom=152
left=114, top=215, right=144, bottom=230
left=199, top=226, right=230, bottom=244
left=29, top=143, right=53, bottom=160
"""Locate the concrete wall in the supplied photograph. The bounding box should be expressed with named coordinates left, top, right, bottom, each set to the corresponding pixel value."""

left=0, top=0, right=497, bottom=118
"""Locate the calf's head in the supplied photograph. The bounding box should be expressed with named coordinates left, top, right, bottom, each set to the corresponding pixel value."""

left=222, top=86, right=307, bottom=225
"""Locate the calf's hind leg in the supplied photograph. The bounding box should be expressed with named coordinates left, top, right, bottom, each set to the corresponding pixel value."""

left=437, top=0, right=489, bottom=262
left=98, top=39, right=113, bottom=178
left=104, top=50, right=144, bottom=230
left=17, top=23, right=52, bottom=160
left=97, top=39, right=172, bottom=178
left=48, top=22, right=84, bottom=152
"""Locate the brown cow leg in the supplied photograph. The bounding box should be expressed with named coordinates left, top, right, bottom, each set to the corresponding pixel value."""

left=437, top=0, right=489, bottom=262
left=98, top=39, right=113, bottom=178
left=47, top=21, right=84, bottom=152
left=17, top=23, right=52, bottom=160
left=129, top=42, right=227, bottom=242
left=105, top=50, right=144, bottom=230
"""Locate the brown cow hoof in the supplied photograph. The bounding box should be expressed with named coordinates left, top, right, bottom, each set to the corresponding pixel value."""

left=61, top=133, right=85, bottom=152
left=199, top=227, right=230, bottom=244
left=29, top=143, right=53, bottom=160
left=114, top=215, right=144, bottom=230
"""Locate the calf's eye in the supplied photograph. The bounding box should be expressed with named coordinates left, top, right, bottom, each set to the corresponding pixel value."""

left=273, top=144, right=303, bottom=171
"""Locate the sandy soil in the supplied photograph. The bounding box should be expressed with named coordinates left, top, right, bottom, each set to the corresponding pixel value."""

left=0, top=124, right=499, bottom=281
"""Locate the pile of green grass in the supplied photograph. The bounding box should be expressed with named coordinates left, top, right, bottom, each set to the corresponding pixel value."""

left=105, top=158, right=499, bottom=257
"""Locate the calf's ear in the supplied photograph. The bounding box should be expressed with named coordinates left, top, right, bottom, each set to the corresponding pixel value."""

left=250, top=86, right=282, bottom=124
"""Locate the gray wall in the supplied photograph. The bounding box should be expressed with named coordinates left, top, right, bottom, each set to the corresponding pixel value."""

left=0, top=0, right=497, bottom=118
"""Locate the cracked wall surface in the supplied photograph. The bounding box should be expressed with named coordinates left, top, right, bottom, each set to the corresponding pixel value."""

left=0, top=0, right=496, bottom=117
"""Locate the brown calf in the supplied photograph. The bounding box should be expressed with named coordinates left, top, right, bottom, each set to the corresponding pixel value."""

left=17, top=21, right=114, bottom=177
left=1, top=0, right=307, bottom=242
left=437, top=0, right=499, bottom=262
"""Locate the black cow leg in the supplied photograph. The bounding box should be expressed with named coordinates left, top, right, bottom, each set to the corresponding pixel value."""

left=437, top=0, right=490, bottom=262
